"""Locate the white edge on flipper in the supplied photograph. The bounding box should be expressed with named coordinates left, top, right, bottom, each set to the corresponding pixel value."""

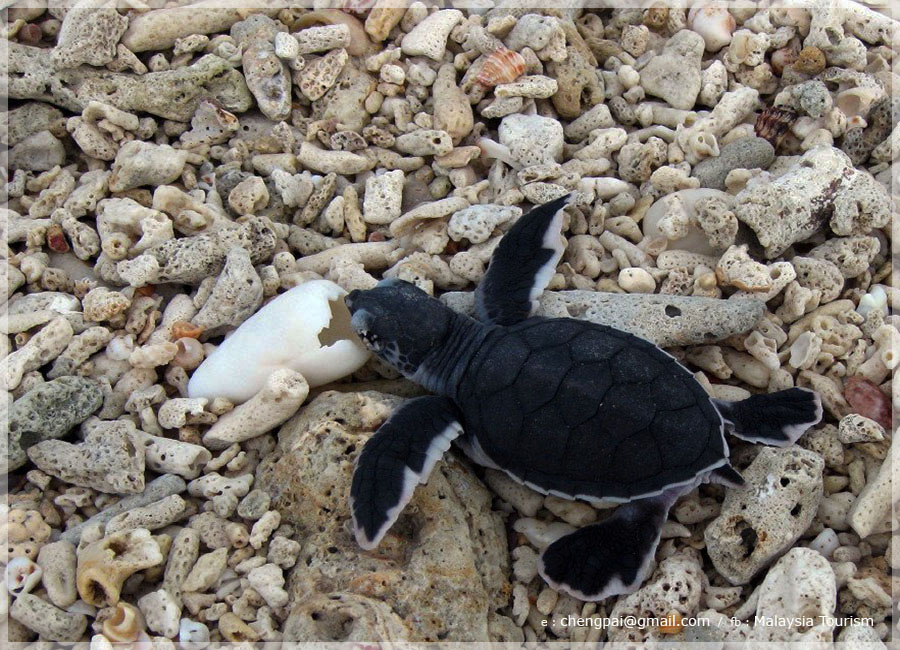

left=537, top=529, right=662, bottom=602
left=714, top=387, right=823, bottom=447
left=527, top=194, right=574, bottom=314
left=350, top=421, right=463, bottom=550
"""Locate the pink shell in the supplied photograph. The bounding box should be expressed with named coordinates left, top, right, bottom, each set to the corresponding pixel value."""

left=476, top=47, right=526, bottom=88
left=844, top=376, right=892, bottom=430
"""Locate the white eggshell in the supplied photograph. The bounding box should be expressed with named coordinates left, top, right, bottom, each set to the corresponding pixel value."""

left=188, top=280, right=370, bottom=403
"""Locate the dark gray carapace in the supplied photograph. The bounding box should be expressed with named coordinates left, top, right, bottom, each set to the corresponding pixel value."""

left=345, top=194, right=823, bottom=601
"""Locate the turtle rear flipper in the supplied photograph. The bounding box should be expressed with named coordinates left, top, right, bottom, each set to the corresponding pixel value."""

left=475, top=194, right=572, bottom=325
left=350, top=396, right=463, bottom=550
left=538, top=491, right=679, bottom=601
left=714, top=387, right=823, bottom=447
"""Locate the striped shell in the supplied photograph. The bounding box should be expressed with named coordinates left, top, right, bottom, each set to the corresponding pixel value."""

left=755, top=107, right=797, bottom=148
left=476, top=47, right=526, bottom=88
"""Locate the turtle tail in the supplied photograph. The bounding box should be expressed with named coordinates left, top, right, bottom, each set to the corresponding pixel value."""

left=713, top=387, right=823, bottom=447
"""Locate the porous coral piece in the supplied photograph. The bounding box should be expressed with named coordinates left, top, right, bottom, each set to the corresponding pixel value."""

left=401, top=9, right=463, bottom=60
left=715, top=244, right=773, bottom=292
left=76, top=528, right=164, bottom=606
left=2, top=317, right=73, bottom=391
left=108, top=141, right=190, bottom=192
left=547, top=45, right=604, bottom=120
left=433, top=63, right=474, bottom=142
left=105, top=495, right=189, bottom=535
left=51, top=0, right=128, bottom=68
left=137, top=588, right=181, bottom=638
left=143, top=216, right=277, bottom=285
left=497, top=114, right=564, bottom=167
left=228, top=177, right=269, bottom=216
left=37, top=541, right=77, bottom=608
left=247, top=563, right=289, bottom=609
left=182, top=547, right=228, bottom=593
left=365, top=0, right=407, bottom=42
left=298, top=49, right=349, bottom=101
left=163, top=527, right=199, bottom=601
left=8, top=43, right=252, bottom=121
left=258, top=390, right=509, bottom=640
left=10, top=592, right=87, bottom=642
left=734, top=147, right=890, bottom=258
left=6, top=384, right=96, bottom=470
left=448, top=204, right=521, bottom=244
left=83, top=287, right=131, bottom=322
left=202, top=368, right=309, bottom=450
left=230, top=15, right=291, bottom=121
left=27, top=419, right=145, bottom=494
left=608, top=551, right=702, bottom=643
left=363, top=170, right=405, bottom=225
left=807, top=236, right=880, bottom=279
left=640, top=29, right=705, bottom=110
left=705, top=447, right=824, bottom=585
left=192, top=246, right=263, bottom=334
left=747, top=548, right=837, bottom=643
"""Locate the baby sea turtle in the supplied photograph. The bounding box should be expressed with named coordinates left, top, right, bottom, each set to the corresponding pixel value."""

left=344, top=195, right=823, bottom=601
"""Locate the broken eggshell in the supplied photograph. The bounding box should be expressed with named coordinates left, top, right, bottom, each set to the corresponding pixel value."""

left=187, top=280, right=370, bottom=403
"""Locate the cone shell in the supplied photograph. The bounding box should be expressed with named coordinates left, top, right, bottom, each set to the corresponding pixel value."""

left=476, top=47, right=526, bottom=88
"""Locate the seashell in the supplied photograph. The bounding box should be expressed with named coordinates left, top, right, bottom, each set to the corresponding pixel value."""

left=688, top=1, right=736, bottom=52
left=770, top=46, right=797, bottom=76
left=172, top=338, right=205, bottom=370
left=755, top=106, right=797, bottom=148
left=171, top=321, right=204, bottom=340
left=102, top=602, right=145, bottom=643
left=844, top=376, right=891, bottom=430
left=476, top=47, right=526, bottom=88
left=836, top=87, right=884, bottom=121
left=5, top=557, right=42, bottom=595
left=187, top=280, right=370, bottom=403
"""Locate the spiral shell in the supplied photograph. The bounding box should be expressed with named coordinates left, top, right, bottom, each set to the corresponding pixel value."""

left=102, top=602, right=145, bottom=643
left=476, top=47, right=526, bottom=88
left=755, top=107, right=797, bottom=148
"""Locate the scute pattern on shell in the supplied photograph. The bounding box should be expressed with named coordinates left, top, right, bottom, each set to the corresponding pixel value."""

left=476, top=47, right=526, bottom=88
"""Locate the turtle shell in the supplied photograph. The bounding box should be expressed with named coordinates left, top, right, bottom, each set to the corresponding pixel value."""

left=454, top=317, right=727, bottom=502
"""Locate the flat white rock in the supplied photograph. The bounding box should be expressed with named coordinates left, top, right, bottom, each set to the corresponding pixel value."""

left=188, top=280, right=370, bottom=403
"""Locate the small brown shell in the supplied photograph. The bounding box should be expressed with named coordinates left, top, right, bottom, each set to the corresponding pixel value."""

left=171, top=321, right=205, bottom=340
left=755, top=107, right=797, bottom=148
left=476, top=47, right=526, bottom=88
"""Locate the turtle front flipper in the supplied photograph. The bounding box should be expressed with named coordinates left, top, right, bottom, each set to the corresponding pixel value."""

left=474, top=194, right=572, bottom=325
left=538, top=490, right=681, bottom=601
left=350, top=395, right=463, bottom=550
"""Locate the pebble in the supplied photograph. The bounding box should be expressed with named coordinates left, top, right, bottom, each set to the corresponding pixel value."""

left=5, top=376, right=103, bottom=473
left=691, top=137, right=775, bottom=190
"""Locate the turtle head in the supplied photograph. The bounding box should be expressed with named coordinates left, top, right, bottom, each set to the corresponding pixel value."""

left=345, top=278, right=455, bottom=377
